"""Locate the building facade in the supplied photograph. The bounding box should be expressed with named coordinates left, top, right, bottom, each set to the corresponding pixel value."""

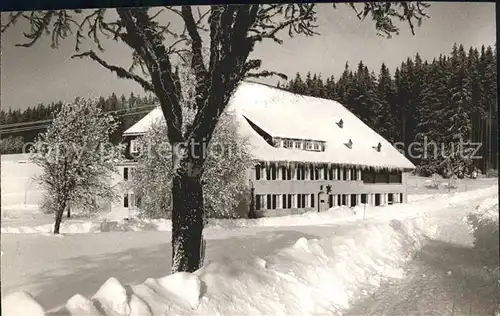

left=113, top=81, right=415, bottom=219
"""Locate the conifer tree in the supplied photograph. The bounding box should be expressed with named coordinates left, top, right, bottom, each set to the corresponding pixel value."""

left=377, top=63, right=396, bottom=142
left=440, top=44, right=473, bottom=177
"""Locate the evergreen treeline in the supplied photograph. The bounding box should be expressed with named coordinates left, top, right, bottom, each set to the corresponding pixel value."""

left=279, top=43, right=497, bottom=177
left=0, top=92, right=158, bottom=153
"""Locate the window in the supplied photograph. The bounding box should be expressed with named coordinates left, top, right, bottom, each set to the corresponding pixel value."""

left=350, top=194, right=357, bottom=207
left=305, top=142, right=312, bottom=150
left=271, top=164, right=277, bottom=180
left=361, top=194, right=367, bottom=204
left=310, top=194, right=315, bottom=208
left=294, top=141, right=302, bottom=149
left=342, top=194, right=348, bottom=206
left=309, top=165, right=314, bottom=180
left=272, top=195, right=277, bottom=209
left=297, top=194, right=302, bottom=208
left=282, top=194, right=287, bottom=209
left=255, top=165, right=261, bottom=180
left=323, top=165, right=328, bottom=180
left=266, top=194, right=272, bottom=209
left=130, top=193, right=135, bottom=208
left=351, top=168, right=357, bottom=180
left=288, top=194, right=293, bottom=208
left=400, top=193, right=403, bottom=203
left=313, top=143, right=320, bottom=150
left=281, top=166, right=286, bottom=180
left=287, top=166, right=292, bottom=180
left=337, top=167, right=342, bottom=180
left=266, top=165, right=271, bottom=180
left=301, top=194, right=307, bottom=208
left=389, top=171, right=403, bottom=183
left=123, top=193, right=129, bottom=208
left=328, top=194, right=334, bottom=207
left=256, top=195, right=261, bottom=210
left=298, top=164, right=305, bottom=180
left=343, top=168, right=347, bottom=181
left=130, top=138, right=139, bottom=154
left=124, top=167, right=129, bottom=181
left=284, top=140, right=293, bottom=148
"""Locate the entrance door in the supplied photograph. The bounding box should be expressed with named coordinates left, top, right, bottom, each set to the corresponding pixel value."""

left=317, top=191, right=329, bottom=212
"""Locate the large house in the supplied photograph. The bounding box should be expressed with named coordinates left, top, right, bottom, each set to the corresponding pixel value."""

left=110, top=81, right=415, bottom=219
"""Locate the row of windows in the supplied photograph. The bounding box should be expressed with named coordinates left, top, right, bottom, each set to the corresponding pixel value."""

left=282, top=139, right=324, bottom=151
left=256, top=164, right=361, bottom=181
left=255, top=194, right=315, bottom=210
left=255, top=164, right=403, bottom=183
left=255, top=193, right=404, bottom=210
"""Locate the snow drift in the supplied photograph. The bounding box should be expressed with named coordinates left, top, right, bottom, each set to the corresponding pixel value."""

left=3, top=215, right=437, bottom=316
left=464, top=197, right=499, bottom=268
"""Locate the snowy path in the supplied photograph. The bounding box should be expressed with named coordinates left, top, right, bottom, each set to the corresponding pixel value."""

left=344, top=198, right=499, bottom=316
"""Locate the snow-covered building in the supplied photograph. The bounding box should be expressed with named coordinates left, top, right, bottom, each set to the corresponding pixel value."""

left=113, top=81, right=415, bottom=218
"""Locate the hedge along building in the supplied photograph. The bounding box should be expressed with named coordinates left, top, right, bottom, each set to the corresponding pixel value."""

left=115, top=81, right=415, bottom=218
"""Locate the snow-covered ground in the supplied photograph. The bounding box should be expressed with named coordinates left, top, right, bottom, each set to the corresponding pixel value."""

left=1, top=154, right=498, bottom=315
left=2, top=186, right=497, bottom=315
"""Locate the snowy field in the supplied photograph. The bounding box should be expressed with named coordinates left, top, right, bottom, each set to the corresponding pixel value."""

left=1, top=154, right=499, bottom=315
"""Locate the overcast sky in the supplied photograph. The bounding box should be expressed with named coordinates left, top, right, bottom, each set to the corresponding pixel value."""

left=1, top=2, right=496, bottom=111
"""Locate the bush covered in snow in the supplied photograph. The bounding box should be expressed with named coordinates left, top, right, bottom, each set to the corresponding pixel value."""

left=424, top=173, right=442, bottom=189
left=133, top=112, right=253, bottom=220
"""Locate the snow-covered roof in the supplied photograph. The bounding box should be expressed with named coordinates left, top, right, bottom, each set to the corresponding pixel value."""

left=123, top=81, right=415, bottom=170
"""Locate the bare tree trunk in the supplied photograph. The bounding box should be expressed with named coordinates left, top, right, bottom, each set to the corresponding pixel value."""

left=66, top=205, right=71, bottom=218
left=54, top=201, right=66, bottom=234
left=170, top=151, right=205, bottom=273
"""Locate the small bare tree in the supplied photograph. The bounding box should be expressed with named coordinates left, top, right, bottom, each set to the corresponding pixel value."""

left=3, top=2, right=430, bottom=272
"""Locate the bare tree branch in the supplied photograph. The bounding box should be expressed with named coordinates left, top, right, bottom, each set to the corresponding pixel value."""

left=181, top=6, right=208, bottom=77
left=346, top=2, right=430, bottom=38
left=71, top=50, right=155, bottom=92
left=15, top=11, right=56, bottom=47
left=1, top=12, right=23, bottom=33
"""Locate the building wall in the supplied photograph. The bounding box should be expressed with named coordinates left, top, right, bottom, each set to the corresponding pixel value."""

left=249, top=162, right=412, bottom=215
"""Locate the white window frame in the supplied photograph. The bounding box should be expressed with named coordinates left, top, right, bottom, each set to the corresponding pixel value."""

left=129, top=167, right=136, bottom=181
left=305, top=142, right=312, bottom=150
left=130, top=139, right=139, bottom=154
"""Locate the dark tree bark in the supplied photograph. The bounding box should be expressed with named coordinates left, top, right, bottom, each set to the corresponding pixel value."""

left=170, top=143, right=205, bottom=273
left=66, top=205, right=71, bottom=218
left=54, top=201, right=66, bottom=234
